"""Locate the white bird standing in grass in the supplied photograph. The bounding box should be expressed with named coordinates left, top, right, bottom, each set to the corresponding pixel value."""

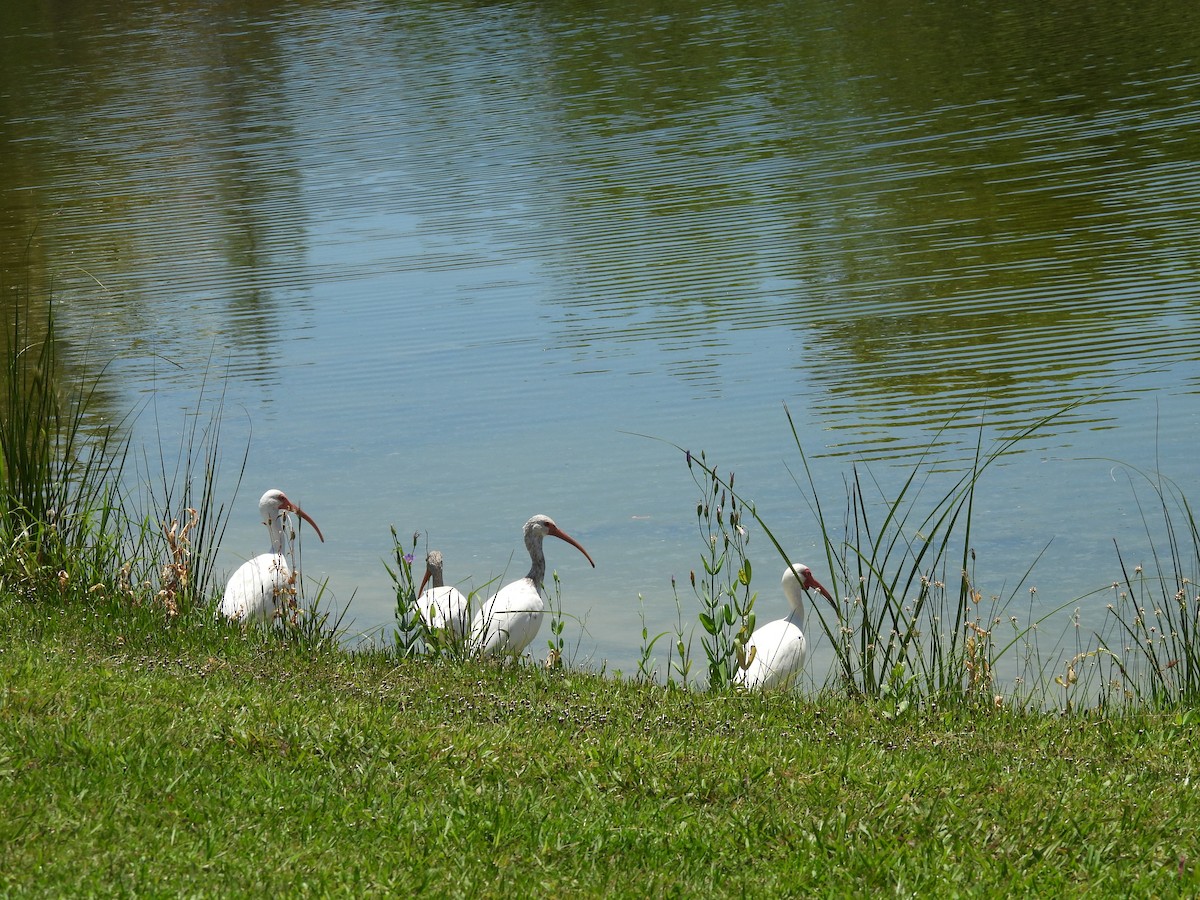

left=219, top=489, right=324, bottom=624
left=735, top=562, right=836, bottom=691
left=416, top=549, right=469, bottom=641
left=470, top=514, right=595, bottom=659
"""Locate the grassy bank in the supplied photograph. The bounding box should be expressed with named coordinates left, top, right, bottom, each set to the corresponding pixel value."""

left=2, top=596, right=1199, bottom=897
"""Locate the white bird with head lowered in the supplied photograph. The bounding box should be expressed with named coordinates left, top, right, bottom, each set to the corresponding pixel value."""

left=219, top=489, right=324, bottom=625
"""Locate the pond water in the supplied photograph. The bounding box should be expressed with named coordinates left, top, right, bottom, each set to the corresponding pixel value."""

left=3, top=0, right=1199, bottom=686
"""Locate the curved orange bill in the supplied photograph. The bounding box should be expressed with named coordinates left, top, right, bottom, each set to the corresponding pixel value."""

left=547, top=524, right=595, bottom=568
left=418, top=568, right=432, bottom=594
left=282, top=499, right=325, bottom=543
left=804, top=572, right=836, bottom=610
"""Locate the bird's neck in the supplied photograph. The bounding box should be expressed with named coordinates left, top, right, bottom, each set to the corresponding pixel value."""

left=784, top=584, right=807, bottom=625
left=266, top=515, right=287, bottom=556
left=525, top=535, right=546, bottom=586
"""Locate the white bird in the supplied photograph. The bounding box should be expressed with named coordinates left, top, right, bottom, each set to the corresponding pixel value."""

left=416, top=549, right=470, bottom=641
left=470, top=514, right=595, bottom=659
left=735, top=562, right=836, bottom=691
left=218, top=489, right=324, bottom=624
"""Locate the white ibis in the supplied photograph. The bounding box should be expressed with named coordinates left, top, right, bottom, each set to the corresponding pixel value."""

left=416, top=549, right=469, bottom=641
left=735, top=562, right=836, bottom=691
left=218, top=489, right=324, bottom=624
left=469, top=514, right=595, bottom=659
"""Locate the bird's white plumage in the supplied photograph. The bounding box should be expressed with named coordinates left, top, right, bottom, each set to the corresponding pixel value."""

left=220, top=553, right=294, bottom=624
left=735, top=563, right=835, bottom=691
left=470, top=514, right=594, bottom=659
left=416, top=550, right=469, bottom=640
left=218, top=489, right=324, bottom=625
left=470, top=578, right=543, bottom=659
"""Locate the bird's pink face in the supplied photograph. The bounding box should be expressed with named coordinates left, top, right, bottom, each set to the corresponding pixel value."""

left=799, top=566, right=836, bottom=609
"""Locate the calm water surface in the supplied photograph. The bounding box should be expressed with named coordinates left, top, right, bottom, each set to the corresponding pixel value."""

left=3, top=0, right=1199, bottom=683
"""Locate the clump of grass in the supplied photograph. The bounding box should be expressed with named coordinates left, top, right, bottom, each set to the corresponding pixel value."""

left=135, top=367, right=244, bottom=617
left=277, top=576, right=346, bottom=649
left=90, top=385, right=243, bottom=633
left=541, top=569, right=597, bottom=672
left=1096, top=465, right=1200, bottom=706
left=778, top=403, right=1090, bottom=705
left=0, top=298, right=129, bottom=600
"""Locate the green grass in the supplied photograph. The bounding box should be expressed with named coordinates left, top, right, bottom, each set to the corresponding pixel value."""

left=3, top=596, right=1200, bottom=897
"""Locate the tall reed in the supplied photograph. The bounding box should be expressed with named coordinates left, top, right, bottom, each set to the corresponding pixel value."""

left=0, top=298, right=127, bottom=596
left=135, top=371, right=243, bottom=614
left=781, top=403, right=1078, bottom=702
left=1096, top=465, right=1200, bottom=706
